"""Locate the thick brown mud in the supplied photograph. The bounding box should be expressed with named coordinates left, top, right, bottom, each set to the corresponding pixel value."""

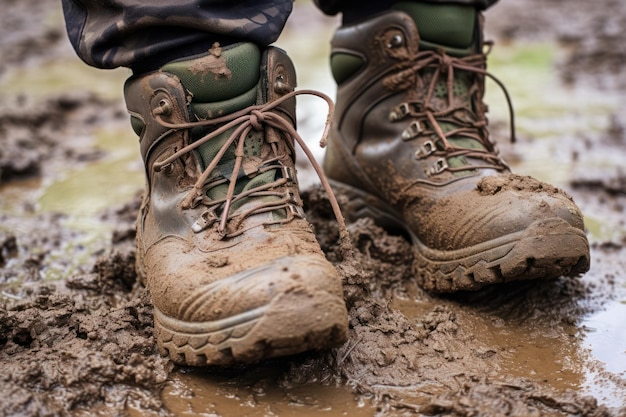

left=1, top=0, right=626, bottom=416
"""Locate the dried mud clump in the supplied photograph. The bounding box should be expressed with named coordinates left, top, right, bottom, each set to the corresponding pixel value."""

left=0, top=187, right=616, bottom=417
left=0, top=245, right=172, bottom=417
left=476, top=173, right=561, bottom=196
left=300, top=187, right=613, bottom=417
left=0, top=93, right=126, bottom=183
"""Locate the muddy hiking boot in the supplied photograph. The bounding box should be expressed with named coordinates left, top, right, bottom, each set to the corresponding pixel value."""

left=324, top=3, right=590, bottom=292
left=124, top=43, right=349, bottom=366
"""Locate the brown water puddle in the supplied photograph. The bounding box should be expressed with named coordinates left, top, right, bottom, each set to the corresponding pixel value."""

left=135, top=366, right=376, bottom=417
left=390, top=261, right=626, bottom=411
left=3, top=1, right=626, bottom=414
left=392, top=295, right=583, bottom=392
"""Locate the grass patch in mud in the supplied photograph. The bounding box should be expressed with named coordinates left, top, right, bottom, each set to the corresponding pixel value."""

left=1, top=125, right=144, bottom=289
left=584, top=216, right=626, bottom=243
left=486, top=41, right=626, bottom=205
left=39, top=128, right=143, bottom=217
left=486, top=42, right=619, bottom=137
left=0, top=59, right=129, bottom=104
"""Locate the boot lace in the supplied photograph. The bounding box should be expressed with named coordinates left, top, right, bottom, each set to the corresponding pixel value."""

left=384, top=44, right=515, bottom=176
left=151, top=90, right=351, bottom=254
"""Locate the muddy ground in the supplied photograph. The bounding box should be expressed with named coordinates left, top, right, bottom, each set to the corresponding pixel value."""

left=1, top=0, right=626, bottom=416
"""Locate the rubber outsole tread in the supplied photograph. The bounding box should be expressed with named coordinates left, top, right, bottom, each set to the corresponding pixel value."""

left=330, top=179, right=590, bottom=293
left=153, top=294, right=348, bottom=366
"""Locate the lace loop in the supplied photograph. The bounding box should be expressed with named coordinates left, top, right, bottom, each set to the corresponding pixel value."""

left=153, top=90, right=352, bottom=257
left=249, top=109, right=265, bottom=131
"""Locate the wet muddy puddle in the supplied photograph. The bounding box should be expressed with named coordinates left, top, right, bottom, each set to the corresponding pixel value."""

left=150, top=367, right=375, bottom=417
left=2, top=1, right=626, bottom=414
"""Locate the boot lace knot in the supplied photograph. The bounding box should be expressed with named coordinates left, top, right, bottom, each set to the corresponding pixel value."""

left=249, top=109, right=265, bottom=131
left=152, top=90, right=351, bottom=255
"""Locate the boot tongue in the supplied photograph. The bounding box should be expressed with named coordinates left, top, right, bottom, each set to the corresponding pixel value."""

left=392, top=1, right=476, bottom=57
left=162, top=43, right=282, bottom=215
left=393, top=2, right=488, bottom=173
left=161, top=42, right=261, bottom=169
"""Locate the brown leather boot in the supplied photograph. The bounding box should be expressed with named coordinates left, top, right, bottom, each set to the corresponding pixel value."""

left=124, top=43, right=348, bottom=366
left=323, top=7, right=590, bottom=292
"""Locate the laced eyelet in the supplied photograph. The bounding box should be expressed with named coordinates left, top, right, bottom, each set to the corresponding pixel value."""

left=387, top=34, right=404, bottom=49
left=414, top=140, right=436, bottom=159
left=162, top=163, right=174, bottom=175
left=280, top=165, right=297, bottom=184
left=192, top=209, right=218, bottom=233
left=153, top=98, right=172, bottom=116
left=288, top=204, right=305, bottom=219
left=274, top=73, right=291, bottom=94
left=389, top=103, right=411, bottom=122
left=154, top=160, right=174, bottom=174
left=285, top=191, right=305, bottom=218
left=402, top=120, right=425, bottom=141
left=426, top=158, right=449, bottom=176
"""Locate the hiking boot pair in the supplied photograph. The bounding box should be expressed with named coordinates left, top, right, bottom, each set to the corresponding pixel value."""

left=123, top=7, right=590, bottom=366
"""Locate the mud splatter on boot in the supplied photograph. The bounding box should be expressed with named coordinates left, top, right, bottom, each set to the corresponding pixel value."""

left=124, top=43, right=349, bottom=365
left=323, top=7, right=590, bottom=292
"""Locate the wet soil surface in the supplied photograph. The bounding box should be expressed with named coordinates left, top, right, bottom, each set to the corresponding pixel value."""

left=1, top=0, right=626, bottom=416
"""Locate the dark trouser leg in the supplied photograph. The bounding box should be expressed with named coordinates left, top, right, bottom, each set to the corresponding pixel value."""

left=61, top=0, right=293, bottom=73
left=314, top=0, right=499, bottom=24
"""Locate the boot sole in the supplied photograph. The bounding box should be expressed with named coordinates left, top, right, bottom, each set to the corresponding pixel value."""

left=331, top=179, right=590, bottom=292
left=153, top=290, right=349, bottom=366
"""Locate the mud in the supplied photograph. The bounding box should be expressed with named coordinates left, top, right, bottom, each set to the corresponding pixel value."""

left=0, top=93, right=121, bottom=182
left=1, top=0, right=626, bottom=416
